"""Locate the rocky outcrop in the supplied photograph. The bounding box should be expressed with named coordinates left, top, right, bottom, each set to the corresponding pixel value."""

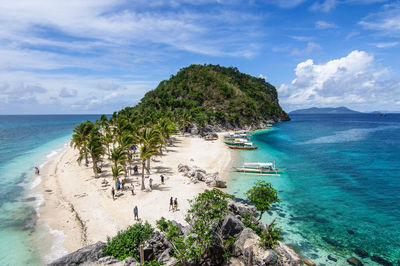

left=347, top=257, right=364, bottom=266
left=50, top=201, right=301, bottom=266
left=48, top=242, right=106, bottom=266
left=178, top=164, right=227, bottom=188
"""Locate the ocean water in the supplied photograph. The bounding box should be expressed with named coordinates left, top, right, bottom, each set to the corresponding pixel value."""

left=0, top=115, right=100, bottom=265
left=228, top=114, right=400, bottom=265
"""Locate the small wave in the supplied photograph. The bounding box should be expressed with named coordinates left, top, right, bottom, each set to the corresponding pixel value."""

left=46, top=150, right=58, bottom=159
left=45, top=226, right=68, bottom=263
left=31, top=177, right=42, bottom=189
left=303, top=126, right=398, bottom=144
left=32, top=193, right=44, bottom=217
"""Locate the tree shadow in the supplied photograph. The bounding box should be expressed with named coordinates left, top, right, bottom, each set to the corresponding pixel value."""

left=153, top=166, right=173, bottom=174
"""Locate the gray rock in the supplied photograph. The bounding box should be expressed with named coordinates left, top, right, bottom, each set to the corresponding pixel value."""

left=243, top=247, right=277, bottom=266
left=234, top=228, right=260, bottom=256
left=48, top=241, right=106, bottom=266
left=220, top=214, right=245, bottom=240
left=158, top=248, right=172, bottom=263
left=96, top=256, right=120, bottom=264
left=274, top=241, right=301, bottom=266
left=121, top=257, right=139, bottom=266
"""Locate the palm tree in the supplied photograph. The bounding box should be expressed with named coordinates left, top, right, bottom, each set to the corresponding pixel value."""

left=71, top=121, right=94, bottom=166
left=138, top=128, right=161, bottom=173
left=139, top=145, right=159, bottom=190
left=110, top=146, right=127, bottom=169
left=158, top=118, right=177, bottom=148
left=86, top=129, right=105, bottom=178
left=111, top=165, right=125, bottom=190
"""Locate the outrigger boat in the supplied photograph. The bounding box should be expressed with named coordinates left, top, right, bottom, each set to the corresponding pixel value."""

left=228, top=142, right=259, bottom=150
left=224, top=138, right=248, bottom=146
left=205, top=137, right=218, bottom=141
left=224, top=132, right=251, bottom=140
left=234, top=162, right=283, bottom=174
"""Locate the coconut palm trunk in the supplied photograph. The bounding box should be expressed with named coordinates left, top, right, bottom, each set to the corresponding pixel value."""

left=141, top=159, right=146, bottom=190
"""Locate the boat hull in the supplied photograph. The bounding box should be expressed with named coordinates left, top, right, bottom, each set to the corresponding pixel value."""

left=228, top=146, right=259, bottom=150
left=234, top=167, right=283, bottom=174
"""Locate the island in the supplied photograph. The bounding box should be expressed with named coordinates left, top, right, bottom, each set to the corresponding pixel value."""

left=289, top=106, right=361, bottom=114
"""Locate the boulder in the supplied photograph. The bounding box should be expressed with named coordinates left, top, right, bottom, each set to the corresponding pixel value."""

left=303, top=259, right=316, bottom=266
left=234, top=228, right=260, bottom=256
left=157, top=248, right=172, bottom=263
left=347, top=257, right=363, bottom=266
left=94, top=256, right=120, bottom=264
left=370, top=255, right=393, bottom=266
left=274, top=242, right=301, bottom=266
left=220, top=214, right=245, bottom=240
left=48, top=241, right=106, bottom=266
left=353, top=248, right=369, bottom=259
left=243, top=246, right=277, bottom=266
left=327, top=255, right=337, bottom=262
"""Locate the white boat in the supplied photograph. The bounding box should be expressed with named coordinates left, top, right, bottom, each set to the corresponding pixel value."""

left=234, top=162, right=283, bottom=174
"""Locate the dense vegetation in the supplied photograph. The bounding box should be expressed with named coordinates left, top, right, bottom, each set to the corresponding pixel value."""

left=103, top=222, right=155, bottom=261
left=130, top=64, right=289, bottom=130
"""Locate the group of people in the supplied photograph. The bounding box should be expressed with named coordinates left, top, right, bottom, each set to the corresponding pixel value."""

left=111, top=181, right=135, bottom=200
left=169, top=197, right=178, bottom=212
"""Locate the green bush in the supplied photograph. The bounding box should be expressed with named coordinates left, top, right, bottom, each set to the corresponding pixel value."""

left=241, top=213, right=262, bottom=236
left=259, top=223, right=282, bottom=249
left=103, top=222, right=155, bottom=261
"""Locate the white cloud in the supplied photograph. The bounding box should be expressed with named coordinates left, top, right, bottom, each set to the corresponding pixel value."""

left=279, top=50, right=400, bottom=111
left=315, top=20, right=337, bottom=29
left=266, top=0, right=306, bottom=9
left=59, top=88, right=77, bottom=98
left=291, top=42, right=321, bottom=56
left=258, top=74, right=267, bottom=80
left=359, top=2, right=400, bottom=35
left=310, top=0, right=338, bottom=12
left=373, top=42, right=399, bottom=48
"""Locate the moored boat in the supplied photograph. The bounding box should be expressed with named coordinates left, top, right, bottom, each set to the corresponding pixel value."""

left=227, top=142, right=258, bottom=150
left=234, top=162, right=283, bottom=174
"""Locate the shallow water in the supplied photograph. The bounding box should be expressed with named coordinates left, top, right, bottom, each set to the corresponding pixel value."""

left=0, top=115, right=100, bottom=265
left=227, top=114, right=400, bottom=265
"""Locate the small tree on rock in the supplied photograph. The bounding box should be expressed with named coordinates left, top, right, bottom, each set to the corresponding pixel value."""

left=246, top=180, right=280, bottom=221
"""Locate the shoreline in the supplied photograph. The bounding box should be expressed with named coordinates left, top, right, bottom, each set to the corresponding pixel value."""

left=33, top=133, right=233, bottom=264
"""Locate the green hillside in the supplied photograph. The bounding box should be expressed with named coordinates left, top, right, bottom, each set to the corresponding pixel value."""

left=122, top=64, right=289, bottom=130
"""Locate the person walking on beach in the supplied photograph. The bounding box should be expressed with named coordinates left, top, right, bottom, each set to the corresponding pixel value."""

left=133, top=205, right=139, bottom=220
left=169, top=197, right=173, bottom=211
left=149, top=178, right=153, bottom=189
left=130, top=183, right=135, bottom=195
left=174, top=198, right=178, bottom=211
left=134, top=165, right=138, bottom=175
left=111, top=187, right=115, bottom=200
left=160, top=175, right=165, bottom=184
left=34, top=167, right=40, bottom=175
left=121, top=179, right=125, bottom=191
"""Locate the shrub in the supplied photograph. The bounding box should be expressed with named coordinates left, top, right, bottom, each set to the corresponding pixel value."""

left=259, top=223, right=282, bottom=249
left=103, top=222, right=155, bottom=261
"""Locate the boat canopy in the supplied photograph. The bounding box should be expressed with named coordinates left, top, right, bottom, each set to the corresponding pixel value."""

left=244, top=162, right=273, bottom=167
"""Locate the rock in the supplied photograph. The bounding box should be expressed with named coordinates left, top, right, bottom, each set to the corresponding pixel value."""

left=233, top=228, right=260, bottom=256
left=274, top=242, right=301, bottom=266
left=303, top=259, right=316, bottom=266
left=157, top=248, right=172, bottom=263
left=121, top=257, right=139, bottom=265
left=96, top=256, right=120, bottom=264
left=347, top=257, right=363, bottom=266
left=370, top=255, right=393, bottom=266
left=48, top=241, right=106, bottom=266
left=328, top=255, right=337, bottom=262
left=321, top=236, right=343, bottom=248
left=243, top=246, right=277, bottom=266
left=353, top=248, right=369, bottom=259
left=347, top=229, right=355, bottom=235
left=190, top=177, right=199, bottom=184
left=220, top=214, right=245, bottom=240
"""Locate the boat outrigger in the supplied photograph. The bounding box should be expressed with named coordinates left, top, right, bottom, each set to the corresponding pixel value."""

left=234, top=162, right=283, bottom=174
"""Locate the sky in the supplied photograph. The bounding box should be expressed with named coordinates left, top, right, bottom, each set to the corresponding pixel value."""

left=0, top=0, right=399, bottom=114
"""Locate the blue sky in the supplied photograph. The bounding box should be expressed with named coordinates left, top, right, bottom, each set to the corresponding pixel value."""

left=0, top=0, right=399, bottom=114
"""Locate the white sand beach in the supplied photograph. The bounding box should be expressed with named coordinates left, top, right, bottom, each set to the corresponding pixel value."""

left=33, top=134, right=232, bottom=263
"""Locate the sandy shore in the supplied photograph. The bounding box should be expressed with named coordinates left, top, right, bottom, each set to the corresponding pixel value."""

left=33, top=133, right=232, bottom=264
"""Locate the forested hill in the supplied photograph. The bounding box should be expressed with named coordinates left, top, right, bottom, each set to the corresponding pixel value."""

left=125, top=64, right=289, bottom=130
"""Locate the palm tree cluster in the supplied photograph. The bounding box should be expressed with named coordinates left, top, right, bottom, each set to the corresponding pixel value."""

left=71, top=112, right=177, bottom=191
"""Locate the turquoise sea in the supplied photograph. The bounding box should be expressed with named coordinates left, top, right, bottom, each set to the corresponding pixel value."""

left=228, top=114, right=400, bottom=265
left=0, top=115, right=100, bottom=265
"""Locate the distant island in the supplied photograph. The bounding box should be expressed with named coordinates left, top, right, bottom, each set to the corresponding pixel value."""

left=290, top=107, right=361, bottom=114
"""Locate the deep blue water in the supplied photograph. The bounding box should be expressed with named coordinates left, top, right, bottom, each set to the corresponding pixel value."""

left=228, top=114, right=400, bottom=265
left=0, top=115, right=100, bottom=265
